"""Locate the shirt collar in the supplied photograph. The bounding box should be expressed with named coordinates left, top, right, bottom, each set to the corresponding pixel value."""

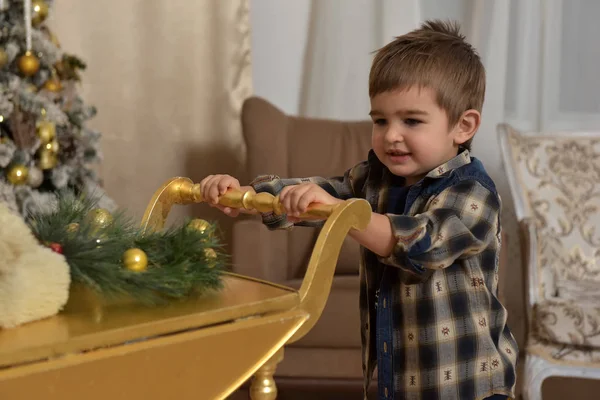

left=367, top=148, right=472, bottom=181
left=424, top=149, right=471, bottom=179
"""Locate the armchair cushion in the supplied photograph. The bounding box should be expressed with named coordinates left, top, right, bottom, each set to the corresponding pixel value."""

left=528, top=336, right=600, bottom=367
left=556, top=278, right=600, bottom=303
left=535, top=299, right=600, bottom=348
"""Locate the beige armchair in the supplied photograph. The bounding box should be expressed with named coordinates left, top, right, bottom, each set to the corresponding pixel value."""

left=498, top=124, right=600, bottom=400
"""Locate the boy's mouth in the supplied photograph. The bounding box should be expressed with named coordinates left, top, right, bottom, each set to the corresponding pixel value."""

left=386, top=150, right=411, bottom=156
left=386, top=150, right=412, bottom=163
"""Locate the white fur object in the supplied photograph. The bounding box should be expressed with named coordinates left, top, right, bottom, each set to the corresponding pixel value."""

left=0, top=203, right=70, bottom=328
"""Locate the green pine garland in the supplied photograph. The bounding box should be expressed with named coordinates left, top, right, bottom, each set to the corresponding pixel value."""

left=28, top=193, right=225, bottom=305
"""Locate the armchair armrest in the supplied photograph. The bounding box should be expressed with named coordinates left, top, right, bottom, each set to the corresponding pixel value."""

left=231, top=218, right=288, bottom=283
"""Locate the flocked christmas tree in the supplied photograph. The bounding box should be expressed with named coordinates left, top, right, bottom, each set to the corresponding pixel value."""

left=0, top=0, right=114, bottom=218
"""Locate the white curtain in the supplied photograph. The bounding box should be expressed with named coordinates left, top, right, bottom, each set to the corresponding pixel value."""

left=298, top=0, right=479, bottom=121
left=299, top=0, right=421, bottom=120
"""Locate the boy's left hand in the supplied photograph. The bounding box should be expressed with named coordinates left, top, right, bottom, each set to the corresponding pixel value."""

left=279, top=183, right=342, bottom=222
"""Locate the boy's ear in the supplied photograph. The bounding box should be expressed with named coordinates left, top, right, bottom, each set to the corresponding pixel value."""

left=452, top=109, right=480, bottom=145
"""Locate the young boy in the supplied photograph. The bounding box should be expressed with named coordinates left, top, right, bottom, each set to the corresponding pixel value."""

left=201, top=20, right=517, bottom=400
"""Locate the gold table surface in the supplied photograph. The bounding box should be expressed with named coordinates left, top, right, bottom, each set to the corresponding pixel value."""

left=0, top=273, right=298, bottom=369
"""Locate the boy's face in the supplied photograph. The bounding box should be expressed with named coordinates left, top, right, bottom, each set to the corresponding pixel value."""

left=369, top=86, right=475, bottom=185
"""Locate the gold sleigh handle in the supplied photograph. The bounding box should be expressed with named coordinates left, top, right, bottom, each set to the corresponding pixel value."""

left=140, top=177, right=338, bottom=234
left=139, top=175, right=371, bottom=341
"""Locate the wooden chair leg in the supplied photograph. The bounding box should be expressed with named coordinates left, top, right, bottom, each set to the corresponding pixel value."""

left=249, top=348, right=284, bottom=400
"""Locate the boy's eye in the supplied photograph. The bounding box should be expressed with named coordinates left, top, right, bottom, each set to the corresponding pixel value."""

left=373, top=118, right=387, bottom=126
left=404, top=118, right=422, bottom=126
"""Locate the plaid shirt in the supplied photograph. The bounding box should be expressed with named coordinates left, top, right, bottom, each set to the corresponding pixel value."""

left=251, top=150, right=518, bottom=400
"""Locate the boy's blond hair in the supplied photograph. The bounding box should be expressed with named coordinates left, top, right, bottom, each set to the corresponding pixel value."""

left=369, top=20, right=485, bottom=150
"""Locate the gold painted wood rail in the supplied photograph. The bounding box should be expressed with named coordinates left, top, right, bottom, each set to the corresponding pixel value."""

left=0, top=177, right=371, bottom=400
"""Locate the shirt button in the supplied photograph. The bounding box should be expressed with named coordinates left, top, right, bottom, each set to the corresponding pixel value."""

left=384, top=342, right=388, bottom=353
left=384, top=387, right=389, bottom=398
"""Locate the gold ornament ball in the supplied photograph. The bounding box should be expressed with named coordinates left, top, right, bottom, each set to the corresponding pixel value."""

left=0, top=48, right=8, bottom=69
left=44, top=139, right=59, bottom=153
left=37, top=121, right=56, bottom=143
left=189, top=218, right=211, bottom=234
left=66, top=223, right=79, bottom=233
left=37, top=148, right=57, bottom=170
left=43, top=78, right=62, bottom=92
left=6, top=164, right=29, bottom=185
left=18, top=51, right=40, bottom=77
left=123, top=248, right=148, bottom=272
left=86, top=208, right=114, bottom=230
left=31, top=0, right=50, bottom=26
left=204, top=248, right=218, bottom=268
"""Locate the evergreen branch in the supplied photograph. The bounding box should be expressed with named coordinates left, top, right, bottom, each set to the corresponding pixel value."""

left=29, top=192, right=225, bottom=305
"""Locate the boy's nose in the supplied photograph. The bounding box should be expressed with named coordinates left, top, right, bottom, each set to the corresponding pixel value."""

left=384, top=127, right=405, bottom=143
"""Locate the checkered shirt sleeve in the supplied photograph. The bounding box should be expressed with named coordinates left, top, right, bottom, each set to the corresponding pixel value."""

left=249, top=160, right=370, bottom=230
left=380, top=180, right=500, bottom=279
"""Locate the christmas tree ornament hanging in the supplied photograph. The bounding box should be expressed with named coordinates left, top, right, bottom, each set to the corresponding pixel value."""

left=48, top=242, right=63, bottom=254
left=19, top=1, right=40, bottom=77
left=42, top=76, right=62, bottom=92
left=26, top=165, right=44, bottom=187
left=66, top=222, right=79, bottom=233
left=6, top=164, right=29, bottom=185
left=85, top=208, right=113, bottom=230
left=43, top=68, right=63, bottom=92
left=31, top=0, right=49, bottom=26
left=36, top=120, right=56, bottom=143
left=188, top=218, right=210, bottom=233
left=204, top=248, right=218, bottom=268
left=0, top=48, right=8, bottom=69
left=43, top=139, right=59, bottom=153
left=54, top=54, right=86, bottom=82
left=123, top=248, right=148, bottom=272
left=37, top=148, right=57, bottom=169
left=17, top=51, right=40, bottom=77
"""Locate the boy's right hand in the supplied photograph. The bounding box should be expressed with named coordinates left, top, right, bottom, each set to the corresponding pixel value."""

left=199, top=174, right=242, bottom=217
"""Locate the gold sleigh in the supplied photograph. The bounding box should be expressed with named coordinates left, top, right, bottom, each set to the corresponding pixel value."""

left=0, top=177, right=371, bottom=400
